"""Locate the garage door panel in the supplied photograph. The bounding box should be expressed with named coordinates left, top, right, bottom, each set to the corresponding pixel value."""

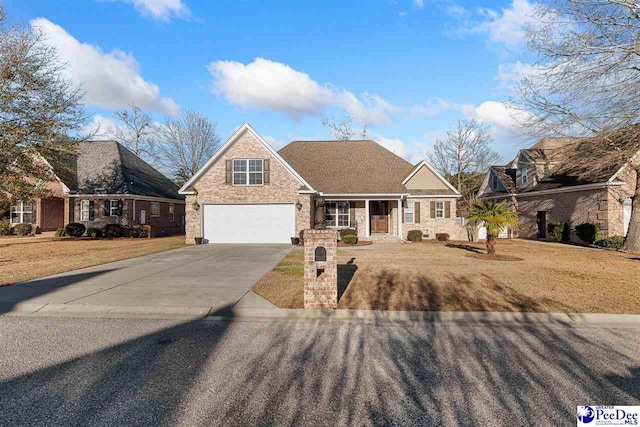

left=203, top=204, right=295, bottom=243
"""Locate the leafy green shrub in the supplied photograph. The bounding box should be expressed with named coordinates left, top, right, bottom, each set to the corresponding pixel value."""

left=35, top=226, right=41, bottom=234
left=13, top=223, right=32, bottom=236
left=87, top=227, right=102, bottom=238
left=0, top=219, right=10, bottom=236
left=407, top=230, right=423, bottom=242
left=102, top=223, right=123, bottom=238
left=575, top=222, right=600, bottom=244
left=436, top=233, right=449, bottom=241
left=128, top=225, right=147, bottom=238
left=339, top=228, right=358, bottom=239
left=55, top=228, right=66, bottom=237
left=342, top=235, right=358, bottom=245
left=595, top=235, right=624, bottom=249
left=65, top=222, right=86, bottom=237
left=547, top=221, right=564, bottom=242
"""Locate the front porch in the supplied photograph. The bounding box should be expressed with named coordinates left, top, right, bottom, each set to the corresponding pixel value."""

left=323, top=197, right=404, bottom=239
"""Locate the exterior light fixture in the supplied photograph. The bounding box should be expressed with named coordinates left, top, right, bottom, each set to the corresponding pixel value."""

left=296, top=200, right=303, bottom=211
left=192, top=201, right=200, bottom=211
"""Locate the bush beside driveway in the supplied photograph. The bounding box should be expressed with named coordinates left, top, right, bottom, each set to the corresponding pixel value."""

left=0, top=236, right=186, bottom=287
left=253, top=239, right=640, bottom=314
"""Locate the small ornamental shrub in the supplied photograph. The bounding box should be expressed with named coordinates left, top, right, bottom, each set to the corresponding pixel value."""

left=595, top=235, right=624, bottom=249
left=13, top=223, right=32, bottom=236
left=436, top=233, right=450, bottom=242
left=339, top=228, right=358, bottom=239
left=407, top=230, right=423, bottom=242
left=575, top=222, right=600, bottom=244
left=35, top=226, right=41, bottom=234
left=0, top=219, right=10, bottom=236
left=87, top=227, right=102, bottom=239
left=65, top=222, right=86, bottom=237
left=128, top=225, right=147, bottom=238
left=102, top=223, right=124, bottom=238
left=342, top=235, right=358, bottom=245
left=547, top=221, right=565, bottom=242
left=55, top=228, right=66, bottom=237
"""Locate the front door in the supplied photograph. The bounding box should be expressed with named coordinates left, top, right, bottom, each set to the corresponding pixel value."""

left=370, top=201, right=389, bottom=233
left=537, top=211, right=547, bottom=239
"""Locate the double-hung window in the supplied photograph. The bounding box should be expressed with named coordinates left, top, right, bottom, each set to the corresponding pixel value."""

left=521, top=168, right=528, bottom=184
left=325, top=202, right=350, bottom=227
left=151, top=202, right=160, bottom=217
left=80, top=200, right=90, bottom=221
left=233, top=159, right=263, bottom=185
left=435, top=201, right=445, bottom=218
left=404, top=200, right=415, bottom=224
left=109, top=200, right=119, bottom=216
left=169, top=203, right=175, bottom=222
left=10, top=201, right=36, bottom=224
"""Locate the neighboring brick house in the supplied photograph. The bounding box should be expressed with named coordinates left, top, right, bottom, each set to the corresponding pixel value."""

left=478, top=136, right=637, bottom=241
left=179, top=123, right=465, bottom=244
left=8, top=141, right=185, bottom=236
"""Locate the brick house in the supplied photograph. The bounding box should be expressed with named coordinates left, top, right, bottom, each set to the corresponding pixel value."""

left=8, top=141, right=185, bottom=236
left=178, top=123, right=466, bottom=244
left=477, top=136, right=637, bottom=241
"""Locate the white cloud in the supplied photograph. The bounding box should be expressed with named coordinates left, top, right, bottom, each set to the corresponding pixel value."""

left=263, top=134, right=287, bottom=150
left=462, top=100, right=530, bottom=132
left=371, top=133, right=426, bottom=164
left=410, top=98, right=453, bottom=117
left=82, top=114, right=121, bottom=138
left=112, top=0, right=191, bottom=21
left=32, top=18, right=179, bottom=115
left=208, top=57, right=397, bottom=125
left=496, top=61, right=535, bottom=87
left=450, top=0, right=535, bottom=51
left=414, top=0, right=424, bottom=8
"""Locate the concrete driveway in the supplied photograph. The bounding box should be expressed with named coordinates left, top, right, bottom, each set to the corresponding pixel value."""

left=0, top=244, right=292, bottom=316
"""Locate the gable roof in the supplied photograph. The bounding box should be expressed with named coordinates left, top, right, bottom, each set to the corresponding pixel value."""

left=179, top=123, right=313, bottom=195
left=278, top=139, right=454, bottom=195
left=402, top=160, right=461, bottom=194
left=61, top=141, right=182, bottom=200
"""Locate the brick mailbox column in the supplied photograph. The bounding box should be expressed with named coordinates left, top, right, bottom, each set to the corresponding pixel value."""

left=303, top=229, right=339, bottom=309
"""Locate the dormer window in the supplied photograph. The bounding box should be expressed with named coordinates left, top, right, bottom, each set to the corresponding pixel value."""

left=521, top=168, right=528, bottom=184
left=492, top=175, right=498, bottom=190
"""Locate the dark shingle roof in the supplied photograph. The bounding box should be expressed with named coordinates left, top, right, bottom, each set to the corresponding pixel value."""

left=65, top=141, right=182, bottom=200
left=491, top=166, right=517, bottom=193
left=279, top=140, right=417, bottom=194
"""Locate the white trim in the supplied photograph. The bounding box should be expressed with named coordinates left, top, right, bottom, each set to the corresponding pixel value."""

left=401, top=160, right=461, bottom=195
left=481, top=181, right=623, bottom=199
left=178, top=123, right=315, bottom=194
left=150, top=202, right=160, bottom=217
left=320, top=193, right=410, bottom=197
left=435, top=201, right=445, bottom=218
left=365, top=199, right=370, bottom=237
left=403, top=200, right=415, bottom=224
left=67, top=194, right=185, bottom=204
left=407, top=194, right=463, bottom=198
left=109, top=199, right=119, bottom=217
left=608, top=148, right=640, bottom=183
left=398, top=198, right=403, bottom=238
left=232, top=158, right=264, bottom=186
left=324, top=201, right=350, bottom=228
left=80, top=200, right=90, bottom=222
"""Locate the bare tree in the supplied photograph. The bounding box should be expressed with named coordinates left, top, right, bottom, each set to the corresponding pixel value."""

left=109, top=104, right=156, bottom=160
left=322, top=111, right=367, bottom=140
left=0, top=6, right=87, bottom=209
left=513, top=0, right=640, bottom=252
left=428, top=120, right=502, bottom=193
left=155, top=110, right=221, bottom=184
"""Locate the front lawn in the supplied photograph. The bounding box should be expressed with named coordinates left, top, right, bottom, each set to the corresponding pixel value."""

left=0, top=236, right=186, bottom=286
left=252, top=240, right=640, bottom=314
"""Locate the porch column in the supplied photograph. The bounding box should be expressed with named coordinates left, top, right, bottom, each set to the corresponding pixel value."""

left=364, top=199, right=370, bottom=237
left=398, top=198, right=403, bottom=239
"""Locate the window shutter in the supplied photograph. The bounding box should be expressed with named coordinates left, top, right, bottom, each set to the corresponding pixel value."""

left=89, top=201, right=95, bottom=221
left=104, top=200, right=110, bottom=216
left=430, top=201, right=436, bottom=219
left=74, top=200, right=80, bottom=222
left=445, top=201, right=451, bottom=218
left=225, top=160, right=232, bottom=184
left=117, top=200, right=123, bottom=216
left=264, top=159, right=270, bottom=184
left=415, top=202, right=421, bottom=223
left=349, top=202, right=355, bottom=226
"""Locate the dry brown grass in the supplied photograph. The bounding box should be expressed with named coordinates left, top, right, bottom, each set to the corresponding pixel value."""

left=252, top=239, right=640, bottom=314
left=0, top=236, right=186, bottom=286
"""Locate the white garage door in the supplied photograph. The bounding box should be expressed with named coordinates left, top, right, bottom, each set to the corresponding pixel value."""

left=203, top=204, right=295, bottom=243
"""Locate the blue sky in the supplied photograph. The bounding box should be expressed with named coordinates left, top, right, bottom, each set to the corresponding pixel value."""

left=5, top=0, right=535, bottom=164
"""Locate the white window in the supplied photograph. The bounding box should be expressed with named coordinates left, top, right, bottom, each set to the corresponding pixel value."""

left=10, top=201, right=36, bottom=224
left=169, top=203, right=175, bottom=222
left=404, top=200, right=415, bottom=224
left=521, top=168, right=528, bottom=184
left=435, top=201, right=444, bottom=218
left=233, top=159, right=263, bottom=186
left=325, top=202, right=350, bottom=227
left=151, top=202, right=160, bottom=217
left=109, top=200, right=119, bottom=216
left=80, top=200, right=90, bottom=221
left=492, top=175, right=498, bottom=190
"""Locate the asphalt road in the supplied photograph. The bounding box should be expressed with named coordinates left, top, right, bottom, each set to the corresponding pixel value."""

left=0, top=316, right=639, bottom=426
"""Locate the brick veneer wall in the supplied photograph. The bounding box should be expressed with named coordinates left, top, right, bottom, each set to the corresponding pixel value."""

left=184, top=129, right=312, bottom=244
left=40, top=198, right=65, bottom=231
left=303, top=229, right=338, bottom=309
left=402, top=197, right=467, bottom=240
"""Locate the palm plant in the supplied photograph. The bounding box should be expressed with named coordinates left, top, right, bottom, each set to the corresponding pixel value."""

left=467, top=200, right=519, bottom=255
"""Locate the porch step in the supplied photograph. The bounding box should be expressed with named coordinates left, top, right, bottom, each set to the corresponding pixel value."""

left=368, top=234, right=402, bottom=243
